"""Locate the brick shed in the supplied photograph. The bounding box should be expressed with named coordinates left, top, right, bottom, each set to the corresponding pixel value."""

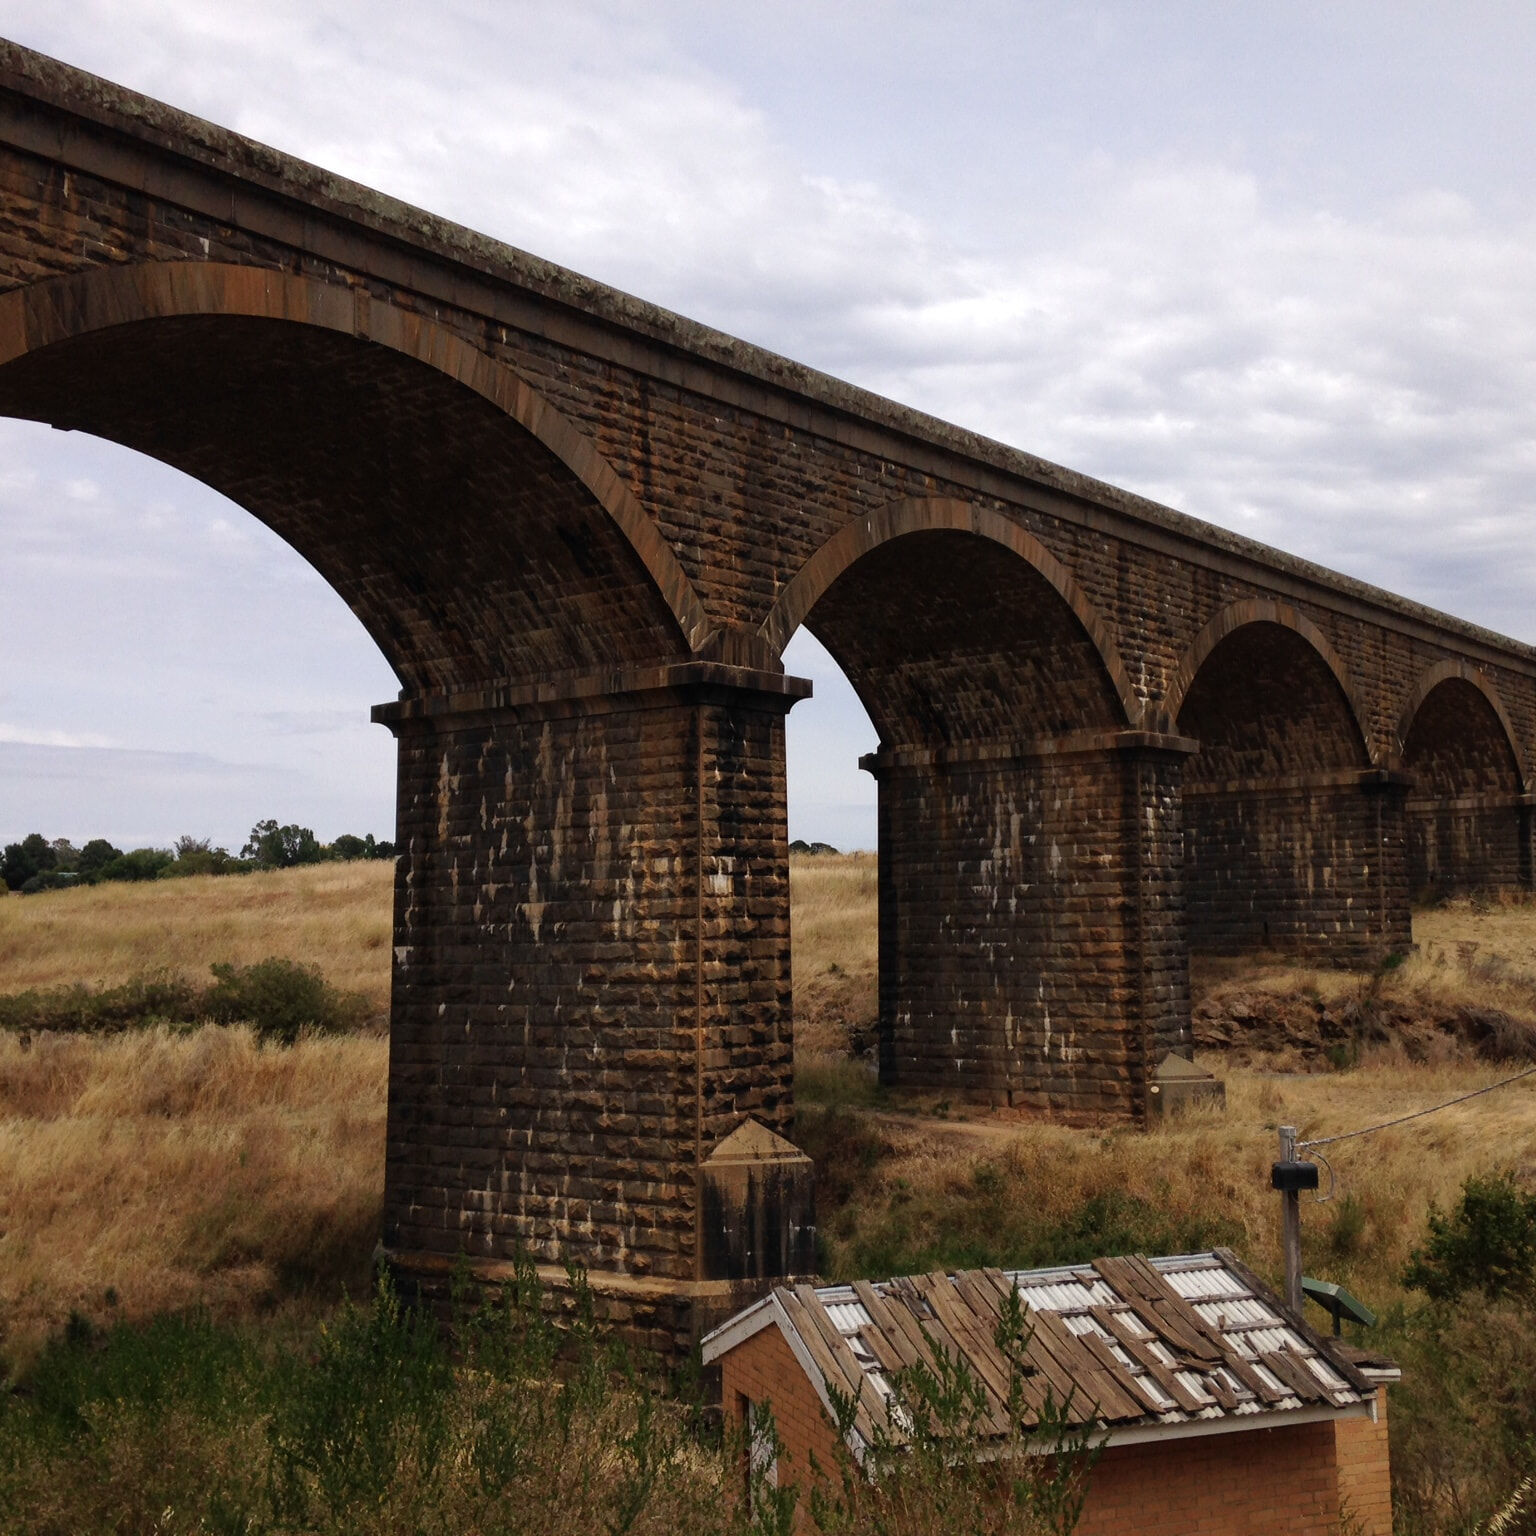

left=702, top=1250, right=1397, bottom=1534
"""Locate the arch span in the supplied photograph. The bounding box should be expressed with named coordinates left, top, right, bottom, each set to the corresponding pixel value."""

left=1397, top=661, right=1528, bottom=896
left=760, top=496, right=1139, bottom=729
left=0, top=261, right=712, bottom=682
left=769, top=499, right=1171, bottom=1118
left=1396, top=660, right=1528, bottom=791
left=1170, top=601, right=1403, bottom=961
left=1164, top=598, right=1373, bottom=758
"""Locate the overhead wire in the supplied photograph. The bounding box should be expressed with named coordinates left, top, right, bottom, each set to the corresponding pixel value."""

left=1298, top=1061, right=1536, bottom=1151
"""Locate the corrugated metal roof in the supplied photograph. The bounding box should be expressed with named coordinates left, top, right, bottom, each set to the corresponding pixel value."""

left=703, top=1248, right=1383, bottom=1448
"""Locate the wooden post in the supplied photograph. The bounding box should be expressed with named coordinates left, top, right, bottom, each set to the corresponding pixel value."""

left=1279, top=1124, right=1303, bottom=1315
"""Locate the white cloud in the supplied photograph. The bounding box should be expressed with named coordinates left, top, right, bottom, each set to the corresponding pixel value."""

left=0, top=723, right=117, bottom=749
left=2, top=2, right=1535, bottom=849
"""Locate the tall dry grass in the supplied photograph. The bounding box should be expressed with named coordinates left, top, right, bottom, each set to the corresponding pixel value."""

left=791, top=851, right=877, bottom=1054
left=1193, top=893, right=1536, bottom=1018
left=808, top=1052, right=1536, bottom=1312
left=5, top=853, right=1536, bottom=1359
left=0, top=1025, right=386, bottom=1371
left=0, top=862, right=394, bottom=1009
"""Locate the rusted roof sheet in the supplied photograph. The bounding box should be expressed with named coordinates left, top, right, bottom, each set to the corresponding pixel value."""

left=702, top=1248, right=1386, bottom=1451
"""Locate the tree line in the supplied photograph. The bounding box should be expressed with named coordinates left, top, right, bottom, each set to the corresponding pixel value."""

left=1, top=820, right=395, bottom=894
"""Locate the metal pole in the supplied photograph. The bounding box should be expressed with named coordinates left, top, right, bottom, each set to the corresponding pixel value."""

left=1279, top=1124, right=1303, bottom=1315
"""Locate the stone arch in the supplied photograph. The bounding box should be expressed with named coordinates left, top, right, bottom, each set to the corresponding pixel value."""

left=1163, top=598, right=1373, bottom=758
left=1396, top=661, right=1528, bottom=896
left=1396, top=660, right=1528, bottom=790
left=760, top=496, right=1139, bottom=733
left=1169, top=601, right=1403, bottom=961
left=765, top=497, right=1154, bottom=1119
left=0, top=261, right=712, bottom=686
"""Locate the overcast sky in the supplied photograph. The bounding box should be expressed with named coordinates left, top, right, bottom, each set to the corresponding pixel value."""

left=2, top=1, right=1535, bottom=852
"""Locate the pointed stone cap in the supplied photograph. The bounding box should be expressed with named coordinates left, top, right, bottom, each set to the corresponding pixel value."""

left=1154, top=1051, right=1217, bottom=1082
left=705, top=1117, right=813, bottom=1166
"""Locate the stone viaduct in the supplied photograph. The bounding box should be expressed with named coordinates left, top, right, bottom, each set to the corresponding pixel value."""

left=4, top=41, right=1535, bottom=1349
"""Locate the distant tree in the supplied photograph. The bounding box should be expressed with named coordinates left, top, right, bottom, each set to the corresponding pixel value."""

left=2, top=842, right=30, bottom=890
left=327, top=832, right=395, bottom=861
left=166, top=835, right=246, bottom=877
left=49, top=838, right=80, bottom=873
left=96, top=848, right=174, bottom=883
left=2, top=832, right=57, bottom=891
left=242, top=819, right=323, bottom=870
left=76, top=838, right=125, bottom=880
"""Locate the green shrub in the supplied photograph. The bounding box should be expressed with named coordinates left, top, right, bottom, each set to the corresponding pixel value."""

left=0, top=973, right=201, bottom=1034
left=1402, top=1171, right=1536, bottom=1302
left=0, top=960, right=370, bottom=1043
left=204, top=958, right=370, bottom=1045
left=96, top=847, right=174, bottom=883
left=18, top=871, right=76, bottom=895
left=835, top=1176, right=1242, bottom=1283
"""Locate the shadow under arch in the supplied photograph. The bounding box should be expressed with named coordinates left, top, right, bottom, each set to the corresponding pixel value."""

left=1162, top=597, right=1373, bottom=759
left=1396, top=660, right=1530, bottom=897
left=1396, top=659, right=1528, bottom=790
left=760, top=496, right=1139, bottom=729
left=0, top=261, right=712, bottom=686
left=1168, top=599, right=1407, bottom=963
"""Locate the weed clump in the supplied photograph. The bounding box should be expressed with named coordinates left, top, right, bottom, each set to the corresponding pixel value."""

left=204, top=957, right=371, bottom=1044
left=0, top=1261, right=1095, bottom=1535
left=1402, top=1170, right=1536, bottom=1303
left=0, top=958, right=372, bottom=1044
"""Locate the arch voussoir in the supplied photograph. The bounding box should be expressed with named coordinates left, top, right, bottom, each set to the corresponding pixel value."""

left=1396, top=659, right=1528, bottom=791
left=760, top=495, right=1140, bottom=727
left=1164, top=597, right=1375, bottom=761
left=0, top=260, right=713, bottom=658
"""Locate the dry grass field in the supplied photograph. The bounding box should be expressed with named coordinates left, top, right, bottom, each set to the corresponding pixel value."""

left=0, top=860, right=394, bottom=1009
left=789, top=850, right=878, bottom=1054
left=3, top=858, right=1536, bottom=1371
left=8, top=858, right=1536, bottom=1527
left=0, top=1027, right=386, bottom=1367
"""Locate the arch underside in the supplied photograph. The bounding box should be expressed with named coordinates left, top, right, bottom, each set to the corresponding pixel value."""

left=1403, top=677, right=1527, bottom=895
left=0, top=313, right=692, bottom=692
left=804, top=527, right=1127, bottom=748
left=799, top=527, right=1165, bottom=1117
left=1176, top=620, right=1401, bottom=961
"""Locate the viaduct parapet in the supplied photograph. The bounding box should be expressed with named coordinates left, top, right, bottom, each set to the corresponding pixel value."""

left=3, top=41, right=1533, bottom=1350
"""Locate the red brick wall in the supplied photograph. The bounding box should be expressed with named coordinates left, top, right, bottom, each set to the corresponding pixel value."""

left=719, top=1323, right=845, bottom=1528
left=1076, top=1420, right=1341, bottom=1536
left=720, top=1325, right=1392, bottom=1536
left=1335, top=1388, right=1393, bottom=1536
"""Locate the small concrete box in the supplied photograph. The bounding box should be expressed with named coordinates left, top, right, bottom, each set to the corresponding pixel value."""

left=1147, top=1052, right=1225, bottom=1120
